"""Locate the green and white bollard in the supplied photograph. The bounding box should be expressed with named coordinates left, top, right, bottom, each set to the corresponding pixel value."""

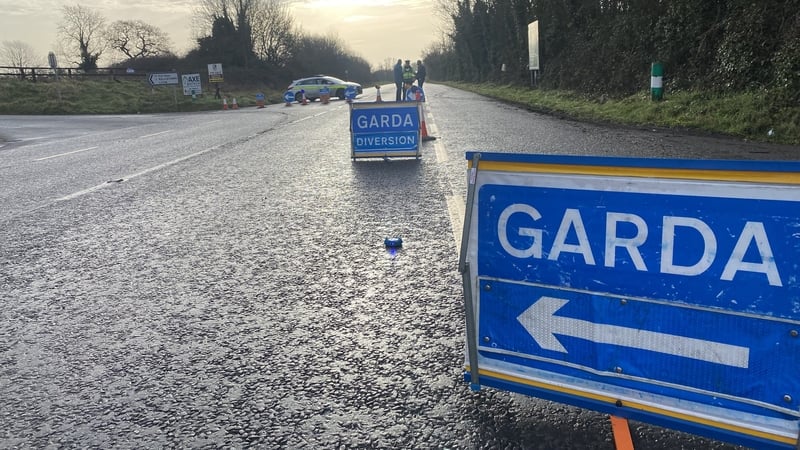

left=651, top=62, right=664, bottom=101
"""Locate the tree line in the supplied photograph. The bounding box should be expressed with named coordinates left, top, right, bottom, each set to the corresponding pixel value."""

left=1, top=1, right=373, bottom=89
left=424, top=0, right=800, bottom=101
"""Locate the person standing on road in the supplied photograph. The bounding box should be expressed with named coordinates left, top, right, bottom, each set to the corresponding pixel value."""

left=393, top=59, right=404, bottom=102
left=416, top=60, right=426, bottom=91
left=402, top=60, right=415, bottom=101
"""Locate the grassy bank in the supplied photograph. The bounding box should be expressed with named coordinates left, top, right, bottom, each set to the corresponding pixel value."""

left=0, top=79, right=283, bottom=115
left=446, top=82, right=800, bottom=146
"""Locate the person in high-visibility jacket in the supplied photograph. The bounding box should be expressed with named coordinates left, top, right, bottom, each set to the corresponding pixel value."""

left=401, top=60, right=416, bottom=101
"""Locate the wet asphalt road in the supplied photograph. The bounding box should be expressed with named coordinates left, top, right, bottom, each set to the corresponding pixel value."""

left=2, top=84, right=797, bottom=449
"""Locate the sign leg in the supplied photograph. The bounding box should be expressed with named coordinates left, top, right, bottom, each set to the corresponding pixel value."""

left=609, top=416, right=634, bottom=450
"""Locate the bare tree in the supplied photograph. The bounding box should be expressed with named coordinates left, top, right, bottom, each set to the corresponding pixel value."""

left=58, top=4, right=106, bottom=71
left=107, top=20, right=173, bottom=60
left=193, top=0, right=232, bottom=35
left=250, top=0, right=296, bottom=66
left=1, top=40, right=39, bottom=67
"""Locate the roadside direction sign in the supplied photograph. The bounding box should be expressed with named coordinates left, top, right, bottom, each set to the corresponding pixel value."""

left=148, top=72, right=179, bottom=86
left=460, top=152, right=800, bottom=449
left=349, top=102, right=420, bottom=159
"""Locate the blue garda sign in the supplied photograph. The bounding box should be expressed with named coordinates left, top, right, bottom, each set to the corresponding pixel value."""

left=350, top=102, right=420, bottom=159
left=460, top=152, right=800, bottom=449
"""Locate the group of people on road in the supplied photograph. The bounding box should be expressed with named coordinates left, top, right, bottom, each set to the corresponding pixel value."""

left=393, top=59, right=426, bottom=102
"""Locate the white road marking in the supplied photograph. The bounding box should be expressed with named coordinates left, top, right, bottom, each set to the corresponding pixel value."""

left=425, top=104, right=462, bottom=250
left=34, top=146, right=98, bottom=161
left=140, top=130, right=173, bottom=139
left=56, top=144, right=222, bottom=202
left=446, top=195, right=465, bottom=251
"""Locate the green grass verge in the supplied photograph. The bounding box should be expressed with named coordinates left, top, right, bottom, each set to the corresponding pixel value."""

left=445, top=82, right=800, bottom=146
left=0, top=79, right=284, bottom=115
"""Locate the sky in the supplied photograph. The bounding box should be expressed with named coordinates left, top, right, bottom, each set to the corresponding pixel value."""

left=0, top=0, right=445, bottom=70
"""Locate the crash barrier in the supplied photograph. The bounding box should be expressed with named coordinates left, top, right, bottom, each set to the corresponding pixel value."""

left=349, top=101, right=420, bottom=160
left=459, top=152, right=800, bottom=450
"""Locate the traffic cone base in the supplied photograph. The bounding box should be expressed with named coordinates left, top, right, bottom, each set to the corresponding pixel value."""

left=419, top=103, right=436, bottom=141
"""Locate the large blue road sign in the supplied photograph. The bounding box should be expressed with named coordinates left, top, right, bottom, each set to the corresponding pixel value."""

left=349, top=102, right=420, bottom=159
left=460, top=152, right=800, bottom=449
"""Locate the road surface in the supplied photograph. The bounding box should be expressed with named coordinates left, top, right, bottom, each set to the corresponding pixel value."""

left=3, top=84, right=795, bottom=448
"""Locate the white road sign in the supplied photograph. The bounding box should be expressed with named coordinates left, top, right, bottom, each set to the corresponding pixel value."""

left=148, top=72, right=179, bottom=86
left=182, top=74, right=202, bottom=96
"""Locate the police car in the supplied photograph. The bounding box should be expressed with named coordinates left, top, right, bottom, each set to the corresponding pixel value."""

left=286, top=75, right=362, bottom=103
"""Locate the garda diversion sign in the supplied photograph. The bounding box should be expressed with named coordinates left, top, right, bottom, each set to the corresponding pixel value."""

left=459, top=152, right=800, bottom=449
left=350, top=102, right=420, bottom=159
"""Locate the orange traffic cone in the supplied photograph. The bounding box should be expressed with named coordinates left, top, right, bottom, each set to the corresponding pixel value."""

left=222, top=98, right=228, bottom=110
left=232, top=97, right=239, bottom=110
left=301, top=90, right=308, bottom=105
left=375, top=86, right=382, bottom=103
left=419, top=102, right=436, bottom=141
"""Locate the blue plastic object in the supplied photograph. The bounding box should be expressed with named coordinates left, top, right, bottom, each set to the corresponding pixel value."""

left=384, top=237, right=403, bottom=248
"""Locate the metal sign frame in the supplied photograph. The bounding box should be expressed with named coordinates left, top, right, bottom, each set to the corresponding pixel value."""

left=460, top=152, right=800, bottom=449
left=349, top=102, right=421, bottom=160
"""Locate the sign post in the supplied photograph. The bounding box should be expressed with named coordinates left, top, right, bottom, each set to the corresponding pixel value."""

left=207, top=64, right=224, bottom=84
left=349, top=102, right=420, bottom=160
left=147, top=72, right=180, bottom=108
left=461, top=152, right=800, bottom=449
left=208, top=64, right=224, bottom=99
left=48, top=51, right=61, bottom=101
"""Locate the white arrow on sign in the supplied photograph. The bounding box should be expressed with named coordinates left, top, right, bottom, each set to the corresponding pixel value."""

left=516, top=296, right=750, bottom=368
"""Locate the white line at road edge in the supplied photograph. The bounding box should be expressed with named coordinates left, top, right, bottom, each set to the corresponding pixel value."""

left=424, top=103, right=463, bottom=250
left=56, top=144, right=222, bottom=202
left=446, top=195, right=465, bottom=252
left=34, top=146, right=99, bottom=161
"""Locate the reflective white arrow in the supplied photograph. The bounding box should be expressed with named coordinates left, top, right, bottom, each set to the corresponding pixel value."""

left=516, top=296, right=750, bottom=369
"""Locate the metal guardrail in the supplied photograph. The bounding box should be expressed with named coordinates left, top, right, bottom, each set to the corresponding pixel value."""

left=0, top=66, right=148, bottom=82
